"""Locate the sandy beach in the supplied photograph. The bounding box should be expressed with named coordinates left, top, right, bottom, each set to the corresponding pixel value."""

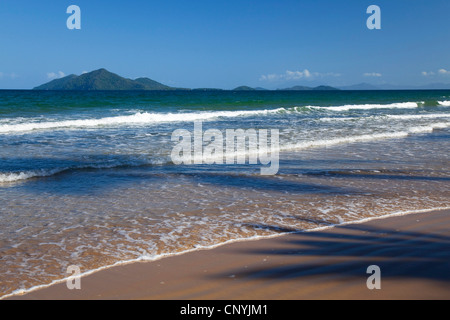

left=7, top=208, right=450, bottom=300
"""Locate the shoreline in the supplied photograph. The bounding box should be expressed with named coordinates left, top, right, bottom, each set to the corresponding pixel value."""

left=5, top=206, right=450, bottom=300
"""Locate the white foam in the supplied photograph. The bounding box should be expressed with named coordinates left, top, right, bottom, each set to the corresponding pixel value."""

left=176, top=121, right=450, bottom=168
left=0, top=109, right=286, bottom=134
left=319, top=113, right=450, bottom=122
left=0, top=159, right=166, bottom=183
left=312, top=102, right=421, bottom=112
left=385, top=113, right=450, bottom=120
left=3, top=120, right=448, bottom=183
left=0, top=101, right=439, bottom=134
left=281, top=122, right=450, bottom=152
left=0, top=169, right=64, bottom=183
left=438, top=101, right=450, bottom=107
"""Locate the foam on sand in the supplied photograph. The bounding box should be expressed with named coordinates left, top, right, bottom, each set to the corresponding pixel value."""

left=3, top=206, right=449, bottom=300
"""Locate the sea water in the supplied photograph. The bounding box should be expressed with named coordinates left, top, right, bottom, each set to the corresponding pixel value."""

left=0, top=90, right=449, bottom=297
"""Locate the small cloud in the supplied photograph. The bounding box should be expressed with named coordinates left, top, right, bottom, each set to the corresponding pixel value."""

left=285, top=69, right=312, bottom=80
left=260, top=69, right=340, bottom=82
left=82, top=71, right=88, bottom=74
left=322, top=72, right=342, bottom=77
left=259, top=74, right=280, bottom=81
left=363, top=72, right=382, bottom=77
left=47, top=71, right=66, bottom=79
left=0, top=72, right=18, bottom=79
left=422, top=69, right=450, bottom=76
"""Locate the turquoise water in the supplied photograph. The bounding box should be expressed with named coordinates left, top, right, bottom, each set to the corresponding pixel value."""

left=0, top=90, right=449, bottom=297
left=1, top=89, right=449, bottom=114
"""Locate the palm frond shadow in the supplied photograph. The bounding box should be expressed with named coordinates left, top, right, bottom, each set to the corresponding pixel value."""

left=212, top=216, right=450, bottom=282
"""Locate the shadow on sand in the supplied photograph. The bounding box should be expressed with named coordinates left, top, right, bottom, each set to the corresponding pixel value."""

left=210, top=212, right=450, bottom=283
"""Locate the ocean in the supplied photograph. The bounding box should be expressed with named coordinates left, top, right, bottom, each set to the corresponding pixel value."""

left=0, top=89, right=449, bottom=298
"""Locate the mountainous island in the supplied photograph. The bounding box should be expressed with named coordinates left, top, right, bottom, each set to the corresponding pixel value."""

left=33, top=69, right=185, bottom=91
left=33, top=68, right=340, bottom=91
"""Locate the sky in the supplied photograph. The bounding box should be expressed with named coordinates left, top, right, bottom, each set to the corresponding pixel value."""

left=0, top=0, right=449, bottom=89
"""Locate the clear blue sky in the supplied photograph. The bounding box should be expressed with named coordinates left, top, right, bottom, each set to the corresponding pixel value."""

left=0, top=0, right=449, bottom=89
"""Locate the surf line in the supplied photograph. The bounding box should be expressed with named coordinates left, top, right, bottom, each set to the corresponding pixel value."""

left=171, top=121, right=279, bottom=175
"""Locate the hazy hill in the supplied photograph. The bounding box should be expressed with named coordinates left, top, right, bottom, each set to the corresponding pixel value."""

left=311, top=85, right=340, bottom=91
left=338, top=83, right=381, bottom=90
left=339, top=82, right=450, bottom=90
left=278, top=85, right=339, bottom=91
left=233, top=86, right=256, bottom=91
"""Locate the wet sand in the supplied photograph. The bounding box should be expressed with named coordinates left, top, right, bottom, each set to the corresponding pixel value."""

left=7, top=209, right=450, bottom=300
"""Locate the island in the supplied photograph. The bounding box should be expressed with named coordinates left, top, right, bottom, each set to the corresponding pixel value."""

left=33, top=68, right=341, bottom=91
left=33, top=68, right=186, bottom=91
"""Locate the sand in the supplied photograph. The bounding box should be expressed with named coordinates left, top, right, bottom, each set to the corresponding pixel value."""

left=6, top=209, right=450, bottom=300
